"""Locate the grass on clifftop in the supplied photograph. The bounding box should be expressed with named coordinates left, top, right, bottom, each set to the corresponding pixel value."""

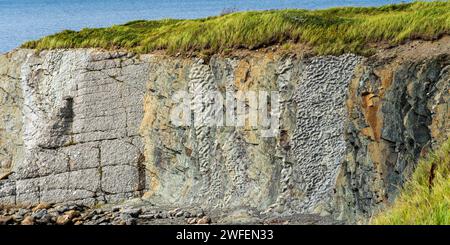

left=372, top=138, right=450, bottom=225
left=22, top=1, right=450, bottom=56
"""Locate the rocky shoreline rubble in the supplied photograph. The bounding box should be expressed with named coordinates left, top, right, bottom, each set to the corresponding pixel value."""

left=0, top=202, right=213, bottom=225
left=0, top=202, right=343, bottom=225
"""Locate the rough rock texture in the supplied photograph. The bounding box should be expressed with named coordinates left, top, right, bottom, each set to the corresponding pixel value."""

left=0, top=202, right=342, bottom=225
left=0, top=37, right=448, bottom=222
left=0, top=52, right=25, bottom=177
left=141, top=53, right=360, bottom=215
left=1, top=50, right=149, bottom=206
left=333, top=40, right=450, bottom=220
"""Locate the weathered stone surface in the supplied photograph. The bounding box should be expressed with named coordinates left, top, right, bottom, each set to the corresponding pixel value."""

left=100, top=139, right=142, bottom=167
left=0, top=37, right=448, bottom=222
left=0, top=49, right=148, bottom=206
left=33, top=150, right=69, bottom=177
left=0, top=51, right=27, bottom=178
left=0, top=180, right=15, bottom=197
left=0, top=196, right=15, bottom=206
left=16, top=192, right=39, bottom=206
left=64, top=143, right=99, bottom=171
left=69, top=168, right=101, bottom=192
left=101, top=165, right=140, bottom=194
left=277, top=54, right=361, bottom=213
left=139, top=53, right=361, bottom=215
left=333, top=42, right=450, bottom=221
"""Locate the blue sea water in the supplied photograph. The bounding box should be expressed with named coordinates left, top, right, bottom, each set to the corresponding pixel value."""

left=0, top=0, right=413, bottom=54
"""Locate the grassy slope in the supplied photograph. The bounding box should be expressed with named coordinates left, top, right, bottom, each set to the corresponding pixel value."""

left=372, top=138, right=450, bottom=225
left=22, top=1, right=450, bottom=56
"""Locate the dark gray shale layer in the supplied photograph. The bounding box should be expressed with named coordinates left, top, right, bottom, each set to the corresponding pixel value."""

left=0, top=38, right=448, bottom=222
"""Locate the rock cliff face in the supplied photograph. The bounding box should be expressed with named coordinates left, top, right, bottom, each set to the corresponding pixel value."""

left=334, top=40, right=450, bottom=219
left=0, top=37, right=448, bottom=221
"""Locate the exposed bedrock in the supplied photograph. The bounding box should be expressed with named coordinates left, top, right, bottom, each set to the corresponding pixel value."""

left=0, top=38, right=448, bottom=221
left=141, top=53, right=360, bottom=215
left=1, top=50, right=149, bottom=206
left=334, top=46, right=450, bottom=220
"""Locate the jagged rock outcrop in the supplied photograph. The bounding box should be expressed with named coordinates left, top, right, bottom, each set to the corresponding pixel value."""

left=334, top=41, right=450, bottom=220
left=0, top=37, right=448, bottom=222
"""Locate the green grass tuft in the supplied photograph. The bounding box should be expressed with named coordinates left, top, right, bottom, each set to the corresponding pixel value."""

left=372, top=138, right=450, bottom=225
left=22, top=1, right=450, bottom=56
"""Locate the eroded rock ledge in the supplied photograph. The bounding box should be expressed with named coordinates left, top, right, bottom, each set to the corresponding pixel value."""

left=0, top=37, right=448, bottom=222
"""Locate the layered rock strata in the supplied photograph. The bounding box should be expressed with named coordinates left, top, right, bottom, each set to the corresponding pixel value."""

left=0, top=37, right=448, bottom=221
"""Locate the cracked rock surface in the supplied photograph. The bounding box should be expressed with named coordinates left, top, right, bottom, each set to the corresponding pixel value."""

left=0, top=37, right=449, bottom=223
